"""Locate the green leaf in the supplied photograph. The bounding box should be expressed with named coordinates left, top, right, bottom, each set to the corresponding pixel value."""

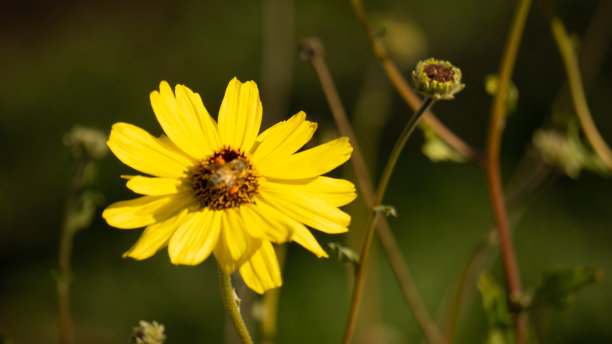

left=327, top=242, right=359, bottom=271
left=65, top=191, right=105, bottom=234
left=478, top=273, right=514, bottom=344
left=373, top=204, right=398, bottom=217
left=420, top=123, right=467, bottom=163
left=531, top=266, right=602, bottom=311
left=484, top=74, right=519, bottom=114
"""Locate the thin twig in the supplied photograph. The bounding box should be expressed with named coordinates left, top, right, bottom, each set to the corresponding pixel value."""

left=440, top=3, right=611, bottom=339
left=301, top=38, right=446, bottom=344
left=485, top=0, right=532, bottom=343
left=342, top=95, right=434, bottom=344
left=218, top=266, right=253, bottom=344
left=301, top=38, right=447, bottom=344
left=549, top=16, right=612, bottom=170
left=349, top=0, right=484, bottom=166
left=261, top=246, right=286, bottom=344
left=57, top=155, right=88, bottom=344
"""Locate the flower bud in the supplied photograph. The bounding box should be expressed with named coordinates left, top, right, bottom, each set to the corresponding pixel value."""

left=63, top=125, right=108, bottom=160
left=411, top=58, right=464, bottom=100
left=131, top=320, right=166, bottom=344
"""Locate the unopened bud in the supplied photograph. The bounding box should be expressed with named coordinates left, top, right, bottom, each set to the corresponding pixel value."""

left=412, top=58, right=464, bottom=100
left=63, top=125, right=108, bottom=160
left=131, top=320, right=166, bottom=344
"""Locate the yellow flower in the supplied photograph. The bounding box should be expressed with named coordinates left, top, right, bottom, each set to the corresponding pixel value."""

left=103, top=78, right=356, bottom=294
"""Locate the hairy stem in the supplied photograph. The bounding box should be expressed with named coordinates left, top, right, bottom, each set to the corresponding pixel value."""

left=485, top=0, right=532, bottom=342
left=218, top=267, right=253, bottom=344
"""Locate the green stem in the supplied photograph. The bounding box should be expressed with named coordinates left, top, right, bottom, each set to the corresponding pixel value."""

left=343, top=98, right=435, bottom=344
left=485, top=0, right=532, bottom=343
left=218, top=266, right=253, bottom=344
left=302, top=38, right=446, bottom=344
left=549, top=16, right=612, bottom=170
left=57, top=155, right=88, bottom=344
left=349, top=0, right=484, bottom=165
left=301, top=38, right=446, bottom=344
left=261, top=246, right=286, bottom=344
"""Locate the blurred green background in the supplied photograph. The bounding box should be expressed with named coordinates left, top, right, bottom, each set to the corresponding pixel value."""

left=1, top=0, right=611, bottom=343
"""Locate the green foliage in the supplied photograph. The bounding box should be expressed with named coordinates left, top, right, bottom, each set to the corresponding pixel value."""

left=533, top=116, right=611, bottom=179
left=484, top=74, right=519, bottom=114
left=327, top=242, right=359, bottom=271
left=131, top=321, right=166, bottom=344
left=420, top=123, right=467, bottom=163
left=478, top=273, right=514, bottom=344
left=65, top=191, right=105, bottom=234
left=373, top=204, right=398, bottom=217
left=530, top=266, right=603, bottom=311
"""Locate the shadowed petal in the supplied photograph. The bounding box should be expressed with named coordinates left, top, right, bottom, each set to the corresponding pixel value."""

left=102, top=192, right=195, bottom=229
left=123, top=209, right=188, bottom=260
left=239, top=241, right=282, bottom=294
left=168, top=208, right=222, bottom=265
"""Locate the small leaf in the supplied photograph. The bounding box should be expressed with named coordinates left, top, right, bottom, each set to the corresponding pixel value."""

left=373, top=204, right=398, bottom=217
left=327, top=243, right=359, bottom=271
left=65, top=191, right=105, bottom=234
left=484, top=74, right=519, bottom=114
left=478, top=273, right=514, bottom=344
left=531, top=266, right=602, bottom=311
left=420, top=123, right=467, bottom=163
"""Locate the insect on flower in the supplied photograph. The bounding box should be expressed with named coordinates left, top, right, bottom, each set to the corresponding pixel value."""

left=207, top=157, right=250, bottom=195
left=103, top=78, right=356, bottom=294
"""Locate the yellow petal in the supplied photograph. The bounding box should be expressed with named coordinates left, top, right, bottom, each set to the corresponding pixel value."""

left=125, top=176, right=186, bottom=195
left=150, top=81, right=220, bottom=160
left=238, top=202, right=294, bottom=243
left=123, top=209, right=188, bottom=260
left=217, top=78, right=262, bottom=151
left=254, top=196, right=328, bottom=258
left=213, top=209, right=261, bottom=273
left=239, top=241, right=282, bottom=294
left=264, top=177, right=356, bottom=207
left=291, top=223, right=328, bottom=258
left=258, top=137, right=353, bottom=180
left=108, top=122, right=195, bottom=178
left=102, top=192, right=195, bottom=229
left=251, top=112, right=317, bottom=166
left=168, top=208, right=221, bottom=265
left=258, top=185, right=350, bottom=234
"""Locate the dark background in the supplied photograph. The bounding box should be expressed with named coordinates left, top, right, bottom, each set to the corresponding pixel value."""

left=1, top=0, right=611, bottom=343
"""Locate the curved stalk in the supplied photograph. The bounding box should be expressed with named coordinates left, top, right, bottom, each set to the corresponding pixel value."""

left=550, top=16, right=612, bottom=170
left=485, top=0, right=532, bottom=343
left=343, top=98, right=435, bottom=344
left=218, top=267, right=253, bottom=344
left=349, top=0, right=483, bottom=165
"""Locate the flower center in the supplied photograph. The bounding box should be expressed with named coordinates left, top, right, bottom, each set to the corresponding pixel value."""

left=190, top=147, right=259, bottom=210
left=424, top=63, right=454, bottom=83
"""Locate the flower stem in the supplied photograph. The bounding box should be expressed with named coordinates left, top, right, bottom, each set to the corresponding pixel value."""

left=343, top=97, right=435, bottom=344
left=301, top=38, right=446, bottom=344
left=349, top=0, right=483, bottom=166
left=57, top=155, right=88, bottom=344
left=261, top=246, right=286, bottom=344
left=549, top=15, right=612, bottom=170
left=485, top=0, right=532, bottom=342
left=218, top=266, right=253, bottom=344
